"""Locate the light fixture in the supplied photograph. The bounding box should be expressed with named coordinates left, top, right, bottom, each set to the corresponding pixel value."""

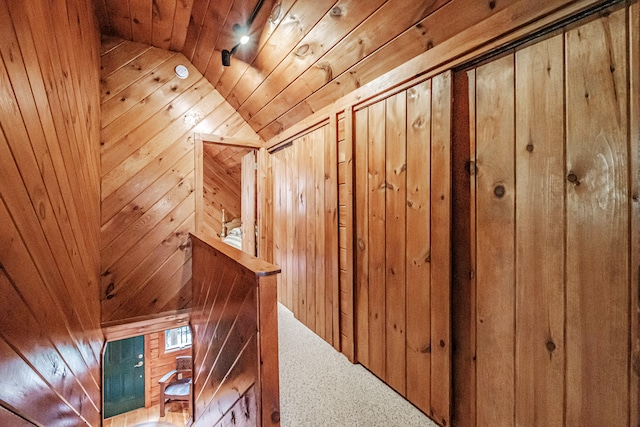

left=222, top=0, right=265, bottom=67
left=174, top=64, right=189, bottom=79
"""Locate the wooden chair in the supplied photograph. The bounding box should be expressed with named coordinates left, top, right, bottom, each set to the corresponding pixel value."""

left=158, top=355, right=192, bottom=417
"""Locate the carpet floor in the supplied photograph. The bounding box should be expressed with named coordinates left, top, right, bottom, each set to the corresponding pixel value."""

left=277, top=304, right=438, bottom=427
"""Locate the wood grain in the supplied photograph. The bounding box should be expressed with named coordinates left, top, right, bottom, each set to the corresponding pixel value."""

left=100, top=39, right=262, bottom=324
left=0, top=0, right=102, bottom=424
left=514, top=33, right=565, bottom=427
left=429, top=71, right=451, bottom=426
left=190, top=234, right=280, bottom=426
left=367, top=100, right=387, bottom=380
left=405, top=79, right=432, bottom=413
left=354, top=107, right=370, bottom=366
left=565, top=8, right=629, bottom=425
left=384, top=91, right=407, bottom=395
left=475, top=53, right=516, bottom=427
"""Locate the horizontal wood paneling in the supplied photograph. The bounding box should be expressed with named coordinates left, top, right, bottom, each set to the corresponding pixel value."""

left=100, top=38, right=262, bottom=325
left=0, top=0, right=103, bottom=425
left=190, top=234, right=280, bottom=426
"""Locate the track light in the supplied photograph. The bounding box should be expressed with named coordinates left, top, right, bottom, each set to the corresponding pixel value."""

left=222, top=0, right=265, bottom=66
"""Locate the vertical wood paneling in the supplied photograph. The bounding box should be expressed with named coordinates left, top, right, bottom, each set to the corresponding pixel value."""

left=355, top=107, right=370, bottom=366
left=0, top=0, right=102, bottom=424
left=353, top=73, right=452, bottom=423
left=430, top=71, right=452, bottom=426
left=326, top=122, right=340, bottom=350
left=305, top=132, right=317, bottom=331
left=367, top=100, right=387, bottom=379
left=565, top=9, right=629, bottom=425
left=514, top=34, right=565, bottom=427
left=257, top=148, right=274, bottom=262
left=630, top=4, right=640, bottom=425
left=296, top=138, right=308, bottom=325
left=384, top=91, right=407, bottom=395
left=338, top=111, right=355, bottom=361
left=475, top=54, right=516, bottom=427
left=242, top=150, right=257, bottom=255
left=315, top=129, right=327, bottom=340
left=269, top=125, right=338, bottom=347
left=406, top=80, right=432, bottom=413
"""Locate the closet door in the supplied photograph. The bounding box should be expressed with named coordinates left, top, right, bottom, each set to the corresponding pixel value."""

left=354, top=71, right=452, bottom=425
left=470, top=5, right=637, bottom=426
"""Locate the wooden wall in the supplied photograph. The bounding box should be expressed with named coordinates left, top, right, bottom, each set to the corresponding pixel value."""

left=0, top=0, right=103, bottom=424
left=453, top=4, right=639, bottom=426
left=145, top=332, right=191, bottom=408
left=190, top=234, right=280, bottom=427
left=271, top=125, right=339, bottom=347
left=99, top=37, right=262, bottom=325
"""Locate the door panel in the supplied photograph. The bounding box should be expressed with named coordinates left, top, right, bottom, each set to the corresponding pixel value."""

left=467, top=5, right=635, bottom=426
left=104, top=336, right=145, bottom=418
left=354, top=70, right=452, bottom=424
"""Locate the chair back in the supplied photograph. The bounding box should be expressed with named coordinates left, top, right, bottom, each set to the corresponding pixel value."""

left=176, top=355, right=192, bottom=376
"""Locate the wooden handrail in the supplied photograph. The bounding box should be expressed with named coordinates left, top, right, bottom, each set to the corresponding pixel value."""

left=190, top=233, right=280, bottom=426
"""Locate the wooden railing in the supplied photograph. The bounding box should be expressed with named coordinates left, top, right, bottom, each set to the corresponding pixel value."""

left=190, top=234, right=281, bottom=426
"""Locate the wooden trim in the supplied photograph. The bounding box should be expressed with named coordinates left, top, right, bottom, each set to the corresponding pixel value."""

left=329, top=114, right=341, bottom=352
left=258, top=275, right=280, bottom=426
left=102, top=312, right=191, bottom=342
left=267, top=118, right=331, bottom=152
left=343, top=109, right=356, bottom=363
left=198, top=133, right=263, bottom=149
left=190, top=234, right=281, bottom=276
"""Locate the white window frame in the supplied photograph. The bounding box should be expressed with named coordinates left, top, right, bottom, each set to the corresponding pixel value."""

left=164, top=326, right=192, bottom=352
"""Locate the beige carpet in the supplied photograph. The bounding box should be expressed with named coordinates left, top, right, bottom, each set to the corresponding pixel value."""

left=277, top=304, right=438, bottom=427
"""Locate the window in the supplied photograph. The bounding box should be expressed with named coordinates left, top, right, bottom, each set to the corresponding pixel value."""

left=165, top=326, right=192, bottom=351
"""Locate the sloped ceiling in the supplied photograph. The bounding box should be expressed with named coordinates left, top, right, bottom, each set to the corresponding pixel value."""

left=93, top=0, right=454, bottom=142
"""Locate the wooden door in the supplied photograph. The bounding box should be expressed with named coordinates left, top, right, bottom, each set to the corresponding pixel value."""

left=241, top=151, right=257, bottom=256
left=270, top=125, right=339, bottom=347
left=459, top=4, right=639, bottom=426
left=104, top=336, right=145, bottom=418
left=353, top=71, right=452, bottom=425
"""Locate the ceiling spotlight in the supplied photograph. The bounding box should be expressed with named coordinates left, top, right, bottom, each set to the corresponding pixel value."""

left=174, top=64, right=189, bottom=79
left=222, top=0, right=265, bottom=67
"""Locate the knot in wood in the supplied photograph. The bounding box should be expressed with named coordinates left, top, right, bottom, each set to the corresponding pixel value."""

left=493, top=184, right=506, bottom=198
left=567, top=172, right=580, bottom=185
left=546, top=340, right=556, bottom=352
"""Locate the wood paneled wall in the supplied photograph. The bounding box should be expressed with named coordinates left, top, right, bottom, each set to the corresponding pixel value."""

left=190, top=234, right=280, bottom=427
left=0, top=0, right=103, bottom=424
left=99, top=37, right=262, bottom=325
left=145, top=332, right=191, bottom=408
left=454, top=5, right=639, bottom=426
left=353, top=72, right=451, bottom=425
left=271, top=125, right=339, bottom=347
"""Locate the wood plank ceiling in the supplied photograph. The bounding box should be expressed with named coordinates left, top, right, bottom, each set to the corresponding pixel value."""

left=93, top=0, right=455, bottom=142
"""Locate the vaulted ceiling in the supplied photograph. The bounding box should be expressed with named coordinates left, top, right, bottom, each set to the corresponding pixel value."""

left=93, top=0, right=452, bottom=142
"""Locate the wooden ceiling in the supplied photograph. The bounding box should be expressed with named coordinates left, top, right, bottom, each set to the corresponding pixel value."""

left=93, top=0, right=462, bottom=142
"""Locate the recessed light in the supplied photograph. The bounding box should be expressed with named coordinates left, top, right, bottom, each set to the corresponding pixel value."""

left=175, top=65, right=189, bottom=79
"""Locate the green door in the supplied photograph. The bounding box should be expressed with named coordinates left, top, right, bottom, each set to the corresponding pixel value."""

left=104, top=336, right=145, bottom=418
